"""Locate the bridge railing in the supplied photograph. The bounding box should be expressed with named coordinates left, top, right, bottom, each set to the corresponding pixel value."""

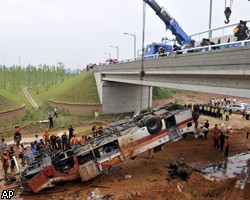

left=189, top=20, right=250, bottom=43
left=116, top=39, right=250, bottom=61
left=90, top=39, right=250, bottom=72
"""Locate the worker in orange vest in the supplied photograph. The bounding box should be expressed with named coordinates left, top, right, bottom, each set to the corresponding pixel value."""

left=43, top=129, right=50, bottom=146
left=77, top=137, right=83, bottom=143
left=70, top=135, right=77, bottom=146
left=224, top=136, right=231, bottom=157
left=2, top=151, right=9, bottom=180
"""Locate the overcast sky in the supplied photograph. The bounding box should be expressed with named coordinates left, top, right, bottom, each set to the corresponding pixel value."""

left=0, top=0, right=249, bottom=70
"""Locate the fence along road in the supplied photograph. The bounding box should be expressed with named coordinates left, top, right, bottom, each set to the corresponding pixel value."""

left=22, top=87, right=39, bottom=109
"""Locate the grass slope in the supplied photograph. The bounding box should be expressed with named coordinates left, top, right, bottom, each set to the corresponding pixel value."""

left=0, top=89, right=31, bottom=111
left=29, top=72, right=100, bottom=106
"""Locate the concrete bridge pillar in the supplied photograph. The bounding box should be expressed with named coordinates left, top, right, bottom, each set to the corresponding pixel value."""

left=95, top=73, right=152, bottom=114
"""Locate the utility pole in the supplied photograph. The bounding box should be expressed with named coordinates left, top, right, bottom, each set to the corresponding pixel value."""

left=208, top=0, right=213, bottom=39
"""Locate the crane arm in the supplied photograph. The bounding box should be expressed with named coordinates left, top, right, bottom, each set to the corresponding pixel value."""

left=144, top=0, right=193, bottom=46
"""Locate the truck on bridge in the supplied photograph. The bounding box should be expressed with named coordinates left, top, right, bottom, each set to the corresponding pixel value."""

left=144, top=0, right=194, bottom=58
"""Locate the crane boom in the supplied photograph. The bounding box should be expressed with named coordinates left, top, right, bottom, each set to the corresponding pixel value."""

left=144, top=0, right=193, bottom=47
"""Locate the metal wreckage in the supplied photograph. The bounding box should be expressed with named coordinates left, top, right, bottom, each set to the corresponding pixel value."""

left=18, top=103, right=199, bottom=193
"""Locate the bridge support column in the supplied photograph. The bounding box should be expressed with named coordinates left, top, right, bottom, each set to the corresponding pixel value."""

left=102, top=81, right=152, bottom=114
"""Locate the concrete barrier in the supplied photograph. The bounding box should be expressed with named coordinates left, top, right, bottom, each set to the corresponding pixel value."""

left=48, top=100, right=102, bottom=116
left=0, top=104, right=26, bottom=126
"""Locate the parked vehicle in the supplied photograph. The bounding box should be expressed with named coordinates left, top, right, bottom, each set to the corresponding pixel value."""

left=19, top=103, right=198, bottom=193
left=229, top=103, right=248, bottom=114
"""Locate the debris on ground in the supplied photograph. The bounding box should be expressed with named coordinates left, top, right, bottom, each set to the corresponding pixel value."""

left=124, top=174, right=132, bottom=179
left=87, top=188, right=114, bottom=200
left=166, top=158, right=195, bottom=181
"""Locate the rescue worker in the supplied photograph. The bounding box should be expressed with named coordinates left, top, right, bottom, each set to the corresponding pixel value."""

left=211, top=107, right=215, bottom=117
left=56, top=136, right=62, bottom=150
left=1, top=138, right=7, bottom=156
left=2, top=151, right=9, bottom=180
left=68, top=125, right=75, bottom=142
left=8, top=145, right=15, bottom=171
left=213, top=125, right=220, bottom=149
left=214, top=107, right=218, bottom=118
left=20, top=144, right=27, bottom=166
left=224, top=136, right=231, bottom=157
left=50, top=133, right=57, bottom=151
left=61, top=132, right=68, bottom=151
left=207, top=106, right=211, bottom=116
left=204, top=120, right=209, bottom=138
left=219, top=108, right=224, bottom=120
left=219, top=130, right=226, bottom=152
left=39, top=139, right=46, bottom=149
left=14, top=127, right=22, bottom=147
left=225, top=110, right=230, bottom=121
left=43, top=130, right=50, bottom=146
left=70, top=134, right=77, bottom=146
left=48, top=115, right=54, bottom=129
left=203, top=105, right=207, bottom=115
left=77, top=136, right=83, bottom=143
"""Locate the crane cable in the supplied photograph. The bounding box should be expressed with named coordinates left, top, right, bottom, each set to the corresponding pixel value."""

left=139, top=1, right=146, bottom=110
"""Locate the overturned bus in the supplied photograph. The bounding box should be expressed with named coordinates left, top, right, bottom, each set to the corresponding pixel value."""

left=20, top=103, right=199, bottom=193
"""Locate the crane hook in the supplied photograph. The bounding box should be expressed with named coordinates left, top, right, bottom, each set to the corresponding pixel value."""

left=224, top=7, right=231, bottom=24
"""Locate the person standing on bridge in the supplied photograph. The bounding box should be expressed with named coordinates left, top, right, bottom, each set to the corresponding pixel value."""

left=159, top=47, right=167, bottom=57
left=173, top=44, right=183, bottom=55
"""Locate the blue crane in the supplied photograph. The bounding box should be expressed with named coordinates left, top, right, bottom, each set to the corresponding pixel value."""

left=144, top=0, right=194, bottom=57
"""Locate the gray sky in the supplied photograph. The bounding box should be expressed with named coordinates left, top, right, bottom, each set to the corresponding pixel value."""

left=0, top=0, right=249, bottom=70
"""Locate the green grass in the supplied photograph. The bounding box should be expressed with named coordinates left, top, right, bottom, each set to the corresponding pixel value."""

left=28, top=72, right=100, bottom=106
left=0, top=89, right=31, bottom=111
left=0, top=94, right=17, bottom=111
left=153, top=87, right=174, bottom=99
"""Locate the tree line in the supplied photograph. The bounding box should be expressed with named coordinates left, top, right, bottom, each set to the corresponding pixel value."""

left=0, top=62, right=73, bottom=93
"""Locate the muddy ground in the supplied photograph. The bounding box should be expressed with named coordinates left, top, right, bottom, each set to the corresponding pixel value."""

left=1, top=91, right=250, bottom=200
left=0, top=113, right=250, bottom=200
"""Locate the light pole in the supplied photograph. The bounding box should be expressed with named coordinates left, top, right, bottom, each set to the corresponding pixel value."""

left=104, top=52, right=111, bottom=59
left=208, top=0, right=213, bottom=39
left=124, top=32, right=136, bottom=58
left=110, top=45, right=119, bottom=60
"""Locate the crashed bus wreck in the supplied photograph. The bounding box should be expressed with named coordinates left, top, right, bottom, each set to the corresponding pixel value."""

left=20, top=103, right=199, bottom=193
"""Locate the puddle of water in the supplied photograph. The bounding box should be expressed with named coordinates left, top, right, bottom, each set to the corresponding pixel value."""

left=201, top=152, right=250, bottom=188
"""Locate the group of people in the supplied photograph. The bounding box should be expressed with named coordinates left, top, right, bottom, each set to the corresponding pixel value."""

left=212, top=124, right=231, bottom=157
left=35, top=124, right=105, bottom=152
left=193, top=103, right=231, bottom=121
left=0, top=123, right=107, bottom=180
left=198, top=121, right=231, bottom=157
left=192, top=96, right=239, bottom=122
left=158, top=44, right=183, bottom=57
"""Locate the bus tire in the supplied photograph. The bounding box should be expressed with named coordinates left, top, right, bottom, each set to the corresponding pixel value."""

left=144, top=115, right=162, bottom=135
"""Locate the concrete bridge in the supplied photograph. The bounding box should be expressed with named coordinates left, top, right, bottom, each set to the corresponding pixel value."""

left=93, top=45, right=250, bottom=114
